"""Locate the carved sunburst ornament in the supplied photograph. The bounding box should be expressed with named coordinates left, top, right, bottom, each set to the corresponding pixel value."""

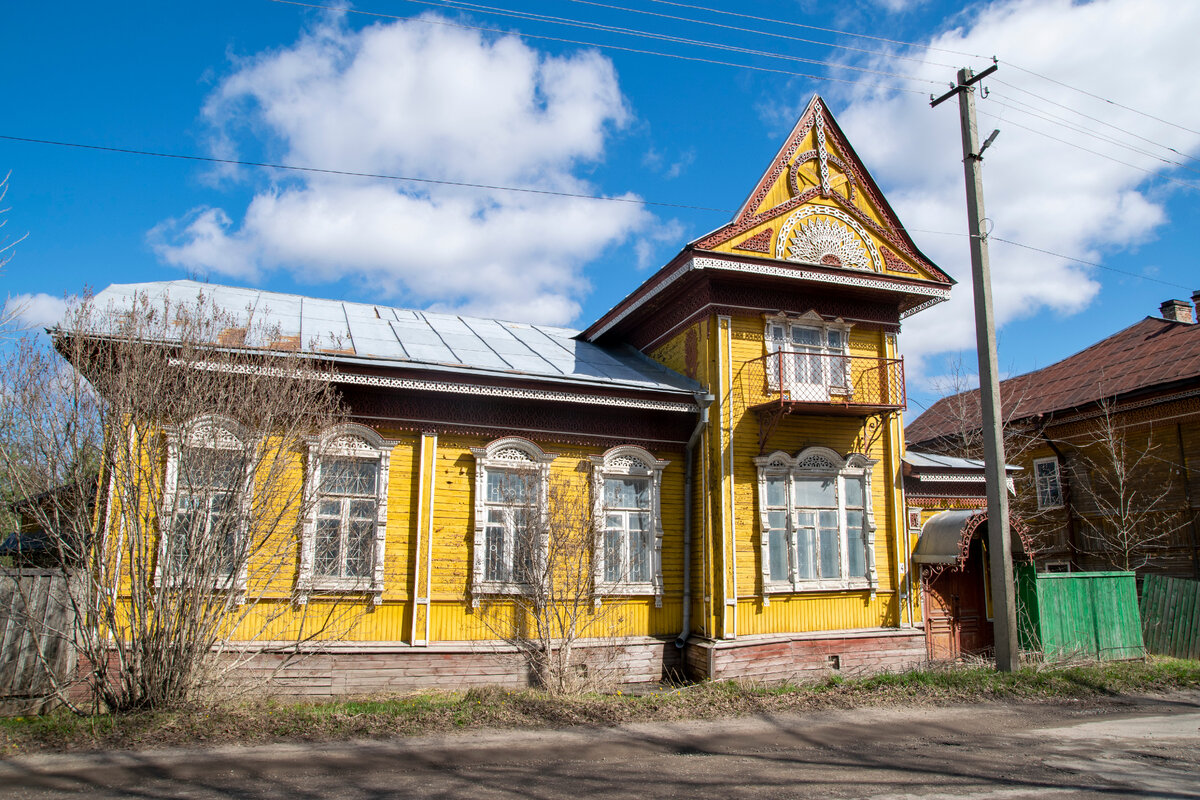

left=787, top=217, right=871, bottom=271
left=775, top=206, right=882, bottom=272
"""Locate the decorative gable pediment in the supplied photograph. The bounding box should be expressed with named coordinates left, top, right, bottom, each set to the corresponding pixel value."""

left=704, top=96, right=950, bottom=285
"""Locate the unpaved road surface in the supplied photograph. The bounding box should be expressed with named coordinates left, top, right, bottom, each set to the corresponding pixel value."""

left=3, top=692, right=1199, bottom=799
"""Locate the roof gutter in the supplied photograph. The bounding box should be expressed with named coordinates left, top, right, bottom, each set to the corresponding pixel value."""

left=676, top=391, right=714, bottom=650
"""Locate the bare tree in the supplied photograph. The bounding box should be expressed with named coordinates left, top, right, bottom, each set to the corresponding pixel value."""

left=477, top=469, right=626, bottom=695
left=0, top=290, right=352, bottom=712
left=1064, top=401, right=1184, bottom=571
left=0, top=171, right=30, bottom=335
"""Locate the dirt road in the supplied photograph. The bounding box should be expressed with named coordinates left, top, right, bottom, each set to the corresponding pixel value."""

left=3, top=692, right=1199, bottom=799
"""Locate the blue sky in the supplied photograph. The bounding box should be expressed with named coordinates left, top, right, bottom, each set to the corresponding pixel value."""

left=3, top=0, right=1199, bottom=414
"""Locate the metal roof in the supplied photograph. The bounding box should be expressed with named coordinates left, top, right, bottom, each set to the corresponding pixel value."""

left=903, top=451, right=1022, bottom=473
left=86, top=281, right=700, bottom=397
left=911, top=509, right=1029, bottom=565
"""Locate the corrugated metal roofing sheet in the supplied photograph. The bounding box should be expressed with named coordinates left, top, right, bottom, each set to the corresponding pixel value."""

left=85, top=281, right=700, bottom=396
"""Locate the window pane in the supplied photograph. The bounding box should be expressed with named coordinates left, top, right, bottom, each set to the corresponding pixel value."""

left=844, top=477, right=864, bottom=508
left=768, top=529, right=789, bottom=581
left=605, top=528, right=622, bottom=582
left=321, top=457, right=378, bottom=496
left=795, top=527, right=816, bottom=580
left=485, top=527, right=505, bottom=582
left=605, top=477, right=649, bottom=509
left=315, top=518, right=340, bottom=575
left=349, top=499, right=376, bottom=521
left=766, top=476, right=786, bottom=508
left=792, top=327, right=821, bottom=346
left=346, top=520, right=373, bottom=577
left=795, top=476, right=836, bottom=508
left=487, top=470, right=530, bottom=503
left=630, top=529, right=651, bottom=582
left=827, top=329, right=844, bottom=349
left=846, top=510, right=865, bottom=578
left=819, top=521, right=840, bottom=579
left=318, top=500, right=341, bottom=518
left=181, top=448, right=244, bottom=492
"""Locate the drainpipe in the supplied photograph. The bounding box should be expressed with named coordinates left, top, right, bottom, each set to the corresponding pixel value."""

left=676, top=391, right=714, bottom=650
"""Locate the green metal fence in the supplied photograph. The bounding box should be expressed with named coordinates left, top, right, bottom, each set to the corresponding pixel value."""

left=1016, top=567, right=1145, bottom=661
left=1140, top=574, right=1200, bottom=660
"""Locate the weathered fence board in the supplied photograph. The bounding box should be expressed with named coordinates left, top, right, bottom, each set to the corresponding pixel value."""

left=0, top=569, right=77, bottom=715
left=1141, top=574, right=1200, bottom=660
left=1017, top=567, right=1145, bottom=661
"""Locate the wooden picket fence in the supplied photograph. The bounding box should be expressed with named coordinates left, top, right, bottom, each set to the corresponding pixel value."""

left=0, top=569, right=78, bottom=715
left=1140, top=574, right=1200, bottom=660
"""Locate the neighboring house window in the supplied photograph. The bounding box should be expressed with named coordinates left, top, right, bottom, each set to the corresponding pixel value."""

left=754, top=447, right=877, bottom=594
left=158, top=415, right=253, bottom=590
left=470, top=438, right=554, bottom=601
left=299, top=424, right=394, bottom=605
left=1033, top=457, right=1063, bottom=509
left=764, top=311, right=852, bottom=401
left=588, top=446, right=669, bottom=606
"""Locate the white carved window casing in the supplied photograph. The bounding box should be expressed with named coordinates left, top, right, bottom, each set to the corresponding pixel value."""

left=764, top=311, right=852, bottom=401
left=754, top=447, right=878, bottom=596
left=1034, top=457, right=1063, bottom=510
left=588, top=446, right=669, bottom=606
left=299, top=424, right=395, bottom=605
left=157, top=415, right=255, bottom=593
left=470, top=437, right=555, bottom=601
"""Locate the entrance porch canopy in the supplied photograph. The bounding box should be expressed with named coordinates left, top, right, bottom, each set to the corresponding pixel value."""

left=913, top=509, right=1033, bottom=566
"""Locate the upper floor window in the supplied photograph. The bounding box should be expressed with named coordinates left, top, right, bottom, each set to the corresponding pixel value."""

left=299, top=424, right=394, bottom=604
left=470, top=438, right=554, bottom=599
left=159, top=415, right=252, bottom=589
left=1033, top=457, right=1063, bottom=510
left=754, top=447, right=877, bottom=594
left=588, top=446, right=669, bottom=605
left=764, top=311, right=852, bottom=401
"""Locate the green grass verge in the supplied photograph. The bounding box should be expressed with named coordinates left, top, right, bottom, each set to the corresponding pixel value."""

left=3, top=657, right=1198, bottom=756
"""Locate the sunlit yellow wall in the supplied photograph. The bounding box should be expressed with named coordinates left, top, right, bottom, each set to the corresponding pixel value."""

left=690, top=311, right=906, bottom=639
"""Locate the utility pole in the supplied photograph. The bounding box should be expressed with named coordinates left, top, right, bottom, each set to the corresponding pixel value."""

left=931, top=62, right=1020, bottom=672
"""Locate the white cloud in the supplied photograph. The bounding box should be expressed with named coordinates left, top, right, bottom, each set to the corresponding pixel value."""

left=152, top=13, right=653, bottom=326
left=827, top=0, right=1200, bottom=379
left=3, top=293, right=73, bottom=331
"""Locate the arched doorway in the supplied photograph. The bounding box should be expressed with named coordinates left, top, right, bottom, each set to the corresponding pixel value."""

left=913, top=510, right=1031, bottom=661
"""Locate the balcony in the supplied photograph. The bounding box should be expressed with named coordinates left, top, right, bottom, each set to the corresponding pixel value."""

left=746, top=350, right=906, bottom=415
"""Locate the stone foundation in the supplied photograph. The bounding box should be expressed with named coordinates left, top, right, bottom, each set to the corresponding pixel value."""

left=238, top=636, right=684, bottom=697
left=683, top=627, right=926, bottom=683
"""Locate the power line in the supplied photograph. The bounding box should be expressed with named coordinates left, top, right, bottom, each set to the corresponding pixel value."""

left=0, top=134, right=736, bottom=213
left=390, top=0, right=943, bottom=85
left=1003, top=61, right=1200, bottom=138
left=266, top=0, right=930, bottom=94
left=974, top=109, right=1200, bottom=193
left=986, top=90, right=1200, bottom=171
left=636, top=0, right=988, bottom=60
left=904, top=226, right=1193, bottom=291
left=557, top=0, right=962, bottom=70
left=982, top=94, right=1200, bottom=179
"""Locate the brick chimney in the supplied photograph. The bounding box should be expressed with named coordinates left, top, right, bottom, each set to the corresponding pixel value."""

left=1161, top=298, right=1194, bottom=324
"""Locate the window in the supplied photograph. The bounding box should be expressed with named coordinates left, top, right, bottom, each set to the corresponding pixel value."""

left=158, top=415, right=252, bottom=589
left=589, top=446, right=669, bottom=605
left=299, top=424, right=393, bottom=604
left=754, top=447, right=877, bottom=594
left=764, top=311, right=852, bottom=401
left=1033, top=457, right=1063, bottom=509
left=470, top=438, right=554, bottom=599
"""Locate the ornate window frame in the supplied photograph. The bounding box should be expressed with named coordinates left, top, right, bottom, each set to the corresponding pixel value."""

left=587, top=445, right=669, bottom=606
left=156, top=414, right=255, bottom=595
left=298, top=423, right=395, bottom=606
left=763, top=311, right=854, bottom=397
left=469, top=437, right=555, bottom=603
left=1033, top=456, right=1063, bottom=510
left=753, top=446, right=878, bottom=597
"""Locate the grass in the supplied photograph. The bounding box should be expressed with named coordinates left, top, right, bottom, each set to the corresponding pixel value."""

left=2, top=657, right=1198, bottom=756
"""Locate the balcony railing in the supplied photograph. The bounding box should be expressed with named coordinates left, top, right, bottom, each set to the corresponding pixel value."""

left=746, top=350, right=906, bottom=412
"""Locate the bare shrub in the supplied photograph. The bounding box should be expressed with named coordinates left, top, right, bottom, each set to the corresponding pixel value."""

left=477, top=468, right=627, bottom=695
left=0, top=289, right=352, bottom=712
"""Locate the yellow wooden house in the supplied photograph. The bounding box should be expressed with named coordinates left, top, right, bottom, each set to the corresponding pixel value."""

left=87, top=96, right=954, bottom=691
